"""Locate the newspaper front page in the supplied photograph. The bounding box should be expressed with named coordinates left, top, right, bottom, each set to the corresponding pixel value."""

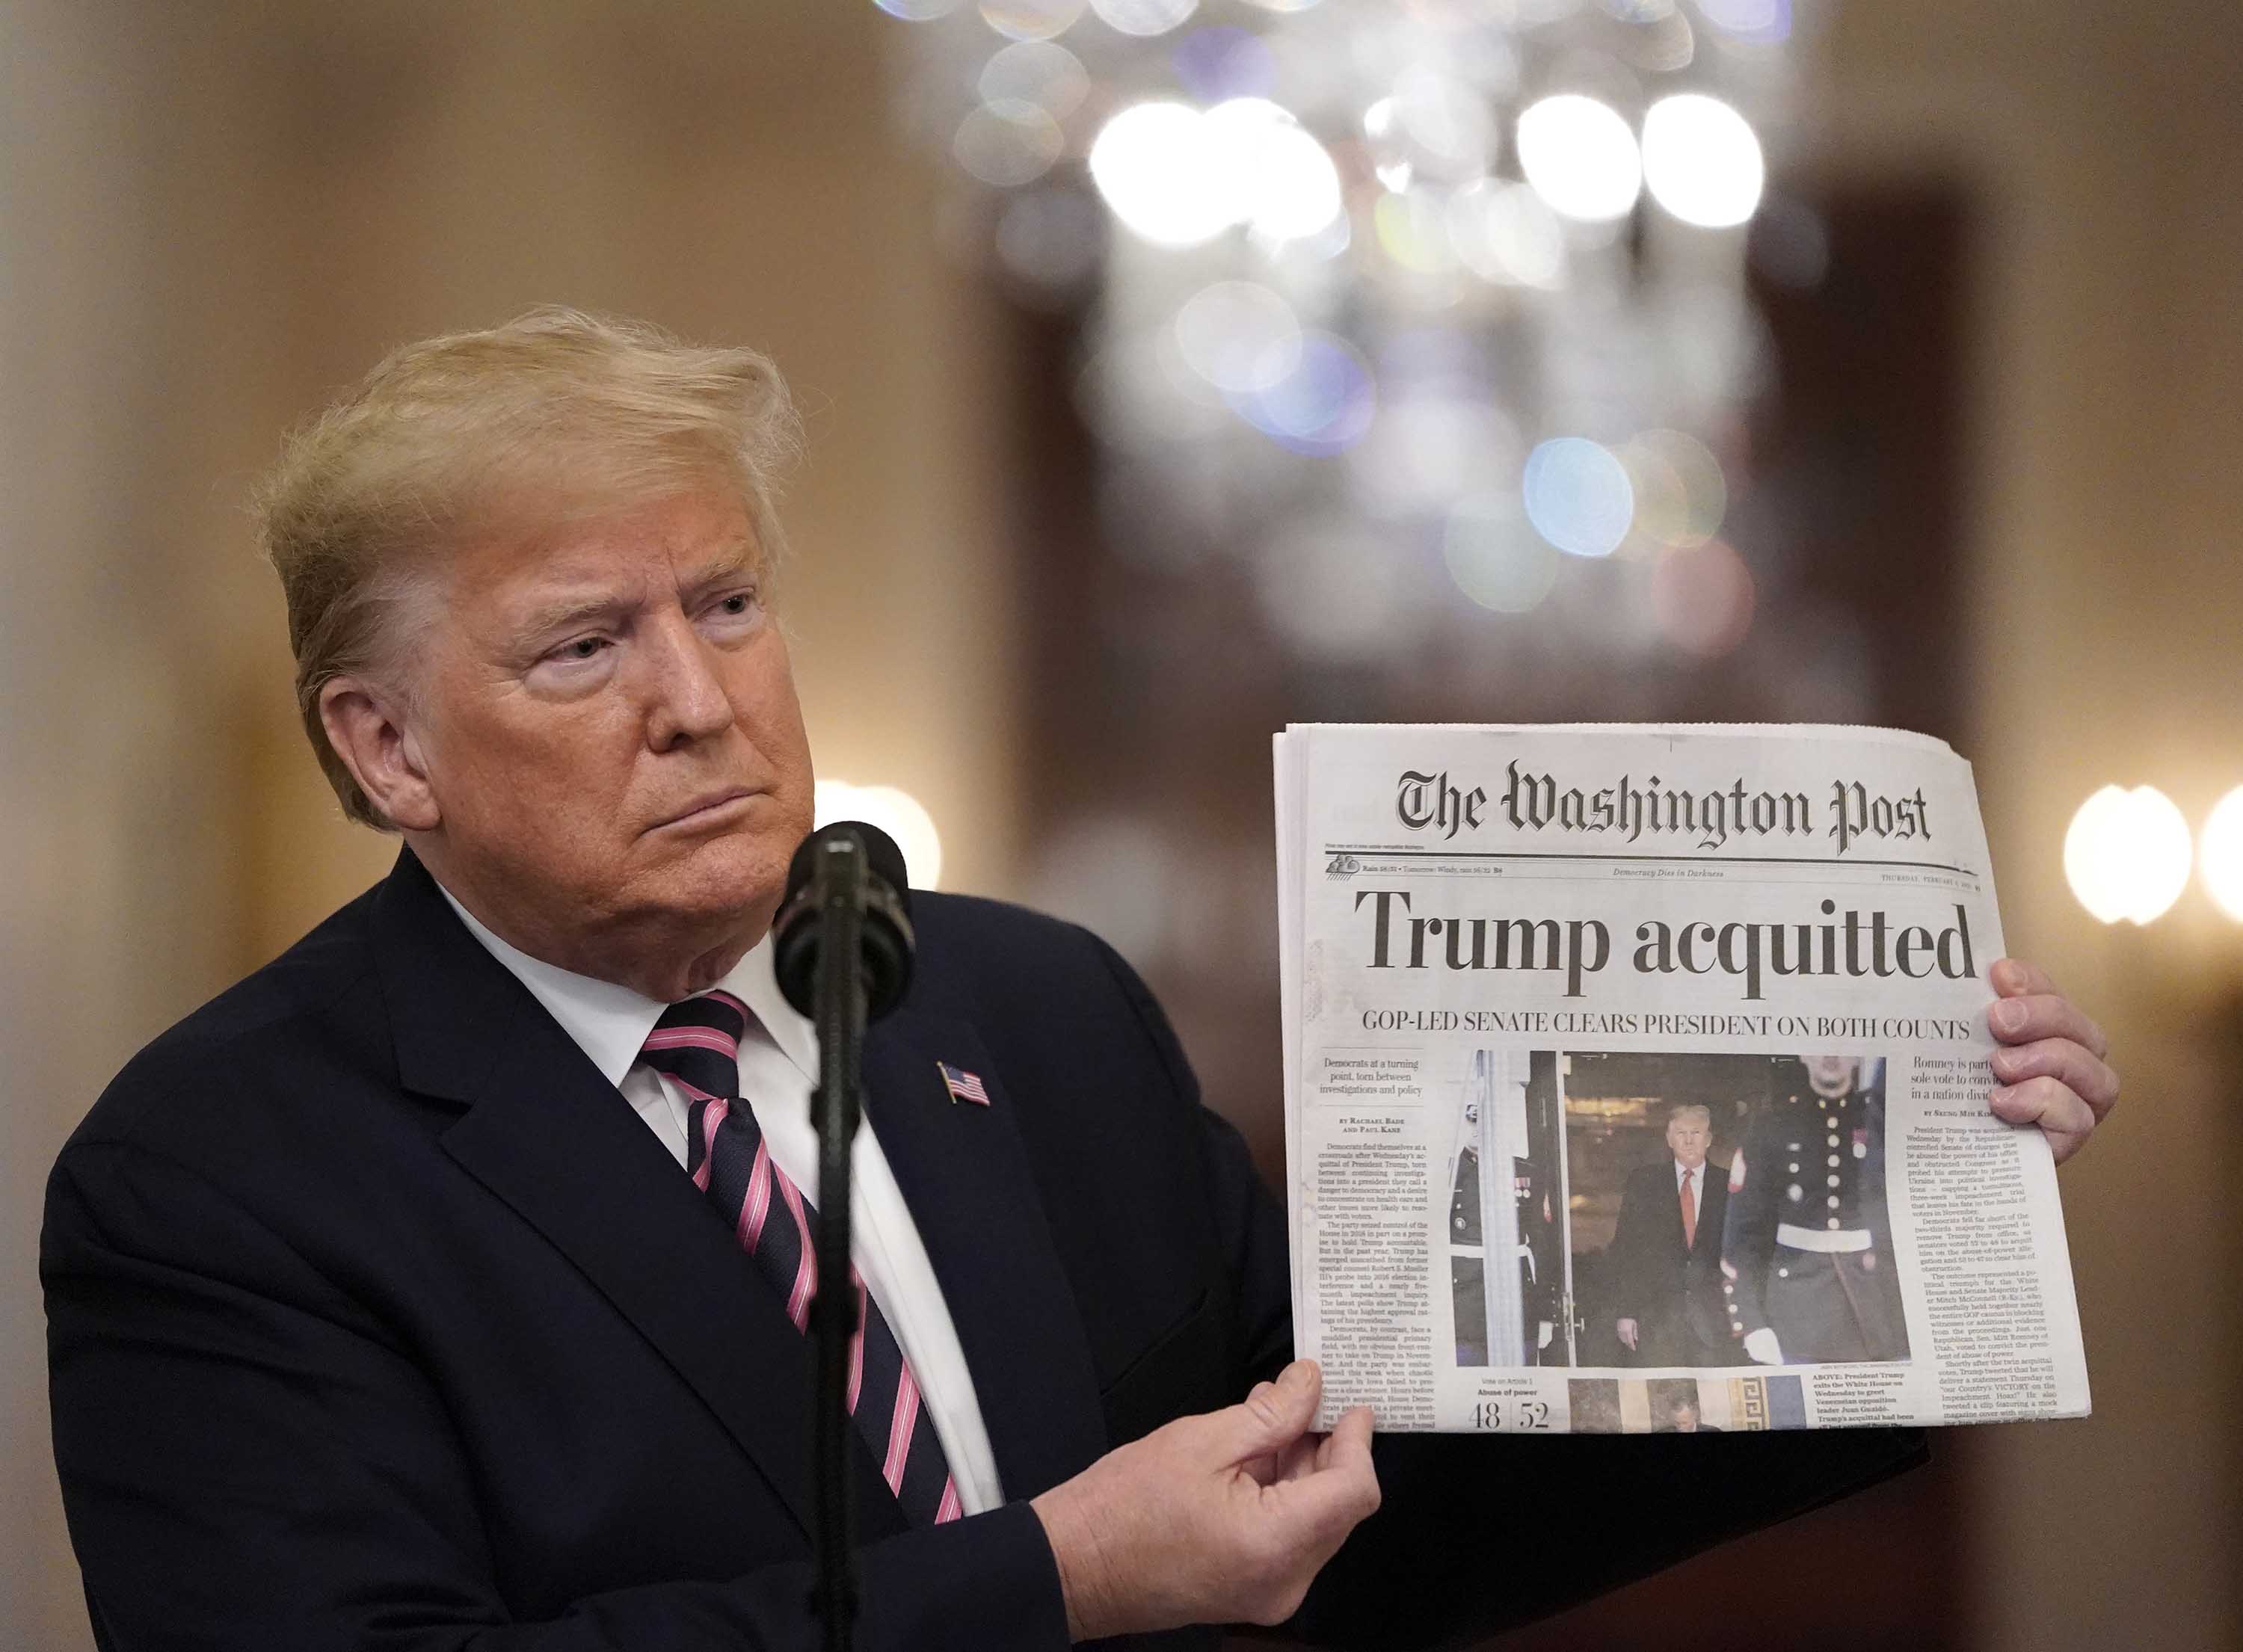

left=1276, top=723, right=2089, bottom=1434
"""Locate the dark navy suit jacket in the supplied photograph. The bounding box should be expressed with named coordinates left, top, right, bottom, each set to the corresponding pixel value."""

left=43, top=849, right=1924, bottom=1651
left=1610, top=1159, right=1735, bottom=1363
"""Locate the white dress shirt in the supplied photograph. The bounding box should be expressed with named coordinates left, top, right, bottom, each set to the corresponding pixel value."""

left=438, top=887, right=1006, bottom=1515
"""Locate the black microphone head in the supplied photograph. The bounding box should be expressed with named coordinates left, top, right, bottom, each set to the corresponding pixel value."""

left=781, top=821, right=912, bottom=916
left=773, top=822, right=916, bottom=1022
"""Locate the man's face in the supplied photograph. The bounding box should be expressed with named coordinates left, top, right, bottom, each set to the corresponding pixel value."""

left=1670, top=1402, right=1700, bottom=1432
left=406, top=485, right=813, bottom=969
left=1666, top=1112, right=1711, bottom=1170
left=1803, top=1054, right=1862, bottom=1098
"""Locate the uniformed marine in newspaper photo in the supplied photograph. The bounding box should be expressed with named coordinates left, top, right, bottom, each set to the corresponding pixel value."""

left=1720, top=1055, right=1910, bottom=1364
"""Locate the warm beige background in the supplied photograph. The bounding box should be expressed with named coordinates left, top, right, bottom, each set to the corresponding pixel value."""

left=4, top=1, right=2237, bottom=1647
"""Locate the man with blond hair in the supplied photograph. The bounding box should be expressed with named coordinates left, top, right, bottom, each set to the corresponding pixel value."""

left=43, top=309, right=2120, bottom=1651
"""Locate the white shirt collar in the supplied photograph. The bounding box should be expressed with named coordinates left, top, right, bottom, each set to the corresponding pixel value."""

left=436, top=884, right=818, bottom=1086
left=1675, top=1159, right=1701, bottom=1189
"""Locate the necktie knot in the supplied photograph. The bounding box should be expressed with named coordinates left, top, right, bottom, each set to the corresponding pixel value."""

left=640, top=991, right=751, bottom=1104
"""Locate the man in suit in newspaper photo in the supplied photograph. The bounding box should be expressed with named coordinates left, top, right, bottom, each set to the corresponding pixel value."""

left=1613, top=1102, right=1742, bottom=1367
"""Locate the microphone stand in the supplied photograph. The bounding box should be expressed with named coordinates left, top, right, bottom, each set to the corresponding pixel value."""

left=807, top=836, right=867, bottom=1652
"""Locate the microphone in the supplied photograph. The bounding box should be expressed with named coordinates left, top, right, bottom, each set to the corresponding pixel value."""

left=774, top=822, right=917, bottom=1649
left=772, top=822, right=915, bottom=1022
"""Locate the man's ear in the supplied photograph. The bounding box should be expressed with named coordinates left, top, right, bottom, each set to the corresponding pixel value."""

left=320, top=676, right=441, bottom=832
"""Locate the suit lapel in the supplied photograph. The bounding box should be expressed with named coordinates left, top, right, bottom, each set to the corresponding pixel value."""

left=861, top=1011, right=1109, bottom=1501
left=373, top=850, right=901, bottom=1545
left=1696, top=1171, right=1726, bottom=1256
left=1650, top=1166, right=1685, bottom=1258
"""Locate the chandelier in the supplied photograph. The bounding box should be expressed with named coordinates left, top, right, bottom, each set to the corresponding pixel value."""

left=876, top=0, right=1809, bottom=663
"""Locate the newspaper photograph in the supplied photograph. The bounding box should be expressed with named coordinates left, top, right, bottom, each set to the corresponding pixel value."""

left=1275, top=723, right=2090, bottom=1434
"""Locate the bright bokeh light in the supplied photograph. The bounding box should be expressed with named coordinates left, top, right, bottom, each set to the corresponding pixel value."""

left=875, top=0, right=961, bottom=18
left=1621, top=428, right=1726, bottom=547
left=953, top=100, right=1065, bottom=187
left=814, top=780, right=945, bottom=892
left=2064, top=785, right=2192, bottom=925
left=1447, top=179, right=1565, bottom=289
left=1650, top=537, right=1755, bottom=656
left=1391, top=65, right=1498, bottom=179
left=2199, top=787, right=2243, bottom=922
left=1174, top=281, right=1302, bottom=394
left=1522, top=437, right=1634, bottom=558
left=1696, top=0, right=1790, bottom=43
left=1233, top=332, right=1376, bottom=455
left=1249, top=119, right=1344, bottom=240
left=1361, top=97, right=1413, bottom=194
left=1090, top=0, right=1198, bottom=36
left=1373, top=188, right=1456, bottom=274
left=1089, top=98, right=1338, bottom=248
left=1171, top=25, right=1276, bottom=102
left=1516, top=95, right=1641, bottom=222
left=980, top=0, right=1084, bottom=42
left=1641, top=94, right=1765, bottom=228
left=1088, top=102, right=1235, bottom=245
left=979, top=40, right=1090, bottom=117
left=1205, top=97, right=1342, bottom=241
left=1444, top=492, right=1560, bottom=613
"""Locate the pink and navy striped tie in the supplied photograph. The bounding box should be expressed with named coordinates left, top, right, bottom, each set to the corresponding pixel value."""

left=639, top=991, right=962, bottom=1526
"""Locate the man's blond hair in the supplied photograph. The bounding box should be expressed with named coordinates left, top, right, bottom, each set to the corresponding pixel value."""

left=253, top=306, right=801, bottom=828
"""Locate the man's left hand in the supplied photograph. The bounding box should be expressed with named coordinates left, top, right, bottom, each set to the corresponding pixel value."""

left=1986, top=957, right=2118, bottom=1165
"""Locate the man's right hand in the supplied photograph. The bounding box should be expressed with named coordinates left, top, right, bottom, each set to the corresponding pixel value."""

left=1743, top=1328, right=1783, bottom=1365
left=1029, top=1359, right=1380, bottom=1642
left=1616, top=1317, right=1639, bottom=1351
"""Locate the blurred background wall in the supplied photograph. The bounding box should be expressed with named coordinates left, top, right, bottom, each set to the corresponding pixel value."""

left=2, top=1, right=2236, bottom=1648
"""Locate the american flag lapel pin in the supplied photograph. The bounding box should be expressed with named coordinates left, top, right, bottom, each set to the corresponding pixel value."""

left=938, top=1061, right=991, bottom=1107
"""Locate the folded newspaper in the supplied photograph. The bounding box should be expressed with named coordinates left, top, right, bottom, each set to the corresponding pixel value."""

left=1276, top=723, right=2088, bottom=1434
